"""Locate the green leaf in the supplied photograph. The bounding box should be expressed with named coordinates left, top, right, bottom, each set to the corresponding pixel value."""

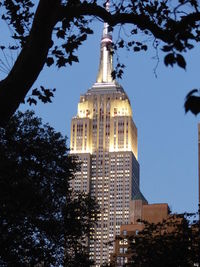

left=176, top=54, right=186, bottom=69
left=184, top=95, right=200, bottom=115
left=164, top=53, right=176, bottom=67
left=27, top=97, right=37, bottom=105
left=141, top=45, right=148, bottom=51
left=133, top=46, right=140, bottom=52
left=46, top=57, right=54, bottom=67
left=71, top=55, right=79, bottom=63
left=56, top=29, right=65, bottom=39
left=31, top=88, right=40, bottom=96
left=162, top=45, right=172, bottom=52
left=57, top=57, right=67, bottom=67
left=118, top=40, right=124, bottom=48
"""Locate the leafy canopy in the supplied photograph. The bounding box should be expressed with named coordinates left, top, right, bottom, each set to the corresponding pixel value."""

left=0, top=110, right=99, bottom=266
left=128, top=214, right=200, bottom=267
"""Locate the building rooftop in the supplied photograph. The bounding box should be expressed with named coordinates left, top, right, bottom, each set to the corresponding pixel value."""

left=132, top=190, right=148, bottom=204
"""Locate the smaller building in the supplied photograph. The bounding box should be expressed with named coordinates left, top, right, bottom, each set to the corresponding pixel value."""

left=111, top=194, right=170, bottom=267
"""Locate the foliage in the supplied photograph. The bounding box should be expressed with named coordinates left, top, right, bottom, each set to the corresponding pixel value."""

left=1, top=1, right=200, bottom=125
left=0, top=110, right=99, bottom=266
left=127, top=214, right=200, bottom=267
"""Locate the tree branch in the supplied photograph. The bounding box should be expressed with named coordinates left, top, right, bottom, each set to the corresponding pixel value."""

left=59, top=3, right=174, bottom=43
left=60, top=2, right=200, bottom=43
left=1, top=1, right=200, bottom=126
left=0, top=0, right=60, bottom=127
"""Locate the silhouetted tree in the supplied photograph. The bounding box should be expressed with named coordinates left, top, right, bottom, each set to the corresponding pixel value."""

left=1, top=0, right=200, bottom=126
left=0, top=110, right=99, bottom=266
left=127, top=214, right=200, bottom=267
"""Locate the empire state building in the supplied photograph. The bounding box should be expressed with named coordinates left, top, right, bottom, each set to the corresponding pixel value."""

left=70, top=6, right=140, bottom=266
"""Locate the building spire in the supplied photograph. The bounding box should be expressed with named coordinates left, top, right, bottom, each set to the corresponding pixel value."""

left=96, top=1, right=114, bottom=83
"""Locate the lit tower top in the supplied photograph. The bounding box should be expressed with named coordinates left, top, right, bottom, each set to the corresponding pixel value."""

left=96, top=1, right=114, bottom=84
left=70, top=0, right=138, bottom=159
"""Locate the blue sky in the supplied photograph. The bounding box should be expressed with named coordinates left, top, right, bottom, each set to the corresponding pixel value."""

left=1, top=18, right=199, bottom=214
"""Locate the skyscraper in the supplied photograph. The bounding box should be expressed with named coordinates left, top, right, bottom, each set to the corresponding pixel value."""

left=70, top=4, right=140, bottom=265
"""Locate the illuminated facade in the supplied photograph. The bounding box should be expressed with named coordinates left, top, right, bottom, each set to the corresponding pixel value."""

left=70, top=3, right=139, bottom=266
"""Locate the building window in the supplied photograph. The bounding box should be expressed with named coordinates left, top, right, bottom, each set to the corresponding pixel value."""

left=123, top=230, right=127, bottom=236
left=119, top=247, right=128, bottom=254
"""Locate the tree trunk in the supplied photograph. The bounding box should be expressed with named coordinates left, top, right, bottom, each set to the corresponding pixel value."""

left=0, top=0, right=59, bottom=127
